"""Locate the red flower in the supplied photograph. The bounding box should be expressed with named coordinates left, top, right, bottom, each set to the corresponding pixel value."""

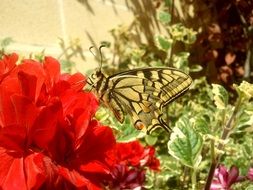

left=0, top=53, right=18, bottom=83
left=114, top=141, right=160, bottom=171
left=108, top=164, right=145, bottom=190
left=210, top=165, right=244, bottom=190
left=106, top=140, right=160, bottom=189
left=0, top=54, right=116, bottom=190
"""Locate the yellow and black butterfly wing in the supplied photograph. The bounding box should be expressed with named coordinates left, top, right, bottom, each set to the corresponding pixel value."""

left=103, top=67, right=192, bottom=134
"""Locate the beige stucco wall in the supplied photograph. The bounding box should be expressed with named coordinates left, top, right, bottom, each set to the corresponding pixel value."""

left=0, top=0, right=133, bottom=72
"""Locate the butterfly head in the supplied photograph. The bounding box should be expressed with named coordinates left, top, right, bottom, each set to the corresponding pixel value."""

left=87, top=69, right=106, bottom=88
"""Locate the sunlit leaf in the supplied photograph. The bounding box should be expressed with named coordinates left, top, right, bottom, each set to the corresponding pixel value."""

left=190, top=64, right=202, bottom=72
left=212, top=84, right=229, bottom=109
left=96, top=108, right=145, bottom=141
left=245, top=185, right=253, bottom=190
left=156, top=35, right=172, bottom=51
left=172, top=52, right=190, bottom=70
left=235, top=104, right=253, bottom=131
left=168, top=24, right=197, bottom=44
left=168, top=116, right=203, bottom=168
left=158, top=11, right=171, bottom=24
left=145, top=135, right=158, bottom=146
left=234, top=81, right=253, bottom=100
left=193, top=114, right=211, bottom=135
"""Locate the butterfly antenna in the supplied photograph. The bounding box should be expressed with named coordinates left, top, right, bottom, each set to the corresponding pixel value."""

left=98, top=45, right=106, bottom=71
left=89, top=46, right=96, bottom=57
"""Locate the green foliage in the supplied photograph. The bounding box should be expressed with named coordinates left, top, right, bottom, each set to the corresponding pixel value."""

left=95, top=107, right=145, bottom=142
left=158, top=11, right=171, bottom=24
left=156, top=35, right=172, bottom=51
left=212, top=84, right=229, bottom=109
left=168, top=116, right=203, bottom=168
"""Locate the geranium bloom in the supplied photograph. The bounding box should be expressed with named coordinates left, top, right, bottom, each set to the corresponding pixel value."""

left=109, top=163, right=145, bottom=190
left=0, top=53, right=116, bottom=190
left=210, top=165, right=243, bottom=190
left=114, top=141, right=160, bottom=171
left=107, top=140, right=160, bottom=189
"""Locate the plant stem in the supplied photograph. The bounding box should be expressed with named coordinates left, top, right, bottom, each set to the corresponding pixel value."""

left=204, top=96, right=242, bottom=190
left=191, top=168, right=197, bottom=190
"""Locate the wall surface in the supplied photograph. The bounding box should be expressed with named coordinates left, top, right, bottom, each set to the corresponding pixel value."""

left=0, top=0, right=133, bottom=72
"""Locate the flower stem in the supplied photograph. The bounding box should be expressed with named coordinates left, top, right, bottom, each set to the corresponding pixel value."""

left=204, top=96, right=242, bottom=190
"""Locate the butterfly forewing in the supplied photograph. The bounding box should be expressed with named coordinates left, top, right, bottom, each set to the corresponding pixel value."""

left=90, top=67, right=192, bottom=134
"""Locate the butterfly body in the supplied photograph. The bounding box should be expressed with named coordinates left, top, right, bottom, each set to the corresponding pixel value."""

left=88, top=67, right=192, bottom=134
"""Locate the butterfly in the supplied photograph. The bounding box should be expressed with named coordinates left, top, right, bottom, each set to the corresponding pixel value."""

left=87, top=48, right=192, bottom=134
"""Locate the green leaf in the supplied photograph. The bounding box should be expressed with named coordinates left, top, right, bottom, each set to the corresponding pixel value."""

left=234, top=81, right=253, bottom=101
left=158, top=11, right=171, bottom=24
left=117, top=127, right=145, bottom=142
left=193, top=114, right=211, bottom=135
left=96, top=107, right=145, bottom=141
left=172, top=52, right=190, bottom=70
left=235, top=105, right=253, bottom=131
left=168, top=116, right=203, bottom=168
left=168, top=24, right=197, bottom=44
left=114, top=117, right=145, bottom=142
left=156, top=35, right=172, bottom=51
left=245, top=185, right=253, bottom=190
left=145, top=135, right=158, bottom=145
left=212, top=84, right=229, bottom=109
left=190, top=64, right=202, bottom=72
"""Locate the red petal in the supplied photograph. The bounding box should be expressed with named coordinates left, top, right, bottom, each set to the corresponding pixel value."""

left=60, top=73, right=86, bottom=91
left=115, top=141, right=144, bottom=166
left=0, top=53, right=18, bottom=82
left=18, top=59, right=46, bottom=101
left=43, top=57, right=60, bottom=87
left=31, top=99, right=62, bottom=149
left=17, top=71, right=37, bottom=101
left=11, top=94, right=39, bottom=129
left=78, top=123, right=116, bottom=162
left=0, top=125, right=26, bottom=152
left=0, top=148, right=27, bottom=190
left=0, top=86, right=17, bottom=127
left=61, top=91, right=98, bottom=117
left=73, top=110, right=90, bottom=149
left=25, top=153, right=47, bottom=190
left=79, top=160, right=110, bottom=174
left=57, top=166, right=91, bottom=188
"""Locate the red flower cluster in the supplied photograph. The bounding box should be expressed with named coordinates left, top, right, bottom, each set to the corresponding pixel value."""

left=108, top=141, right=160, bottom=189
left=0, top=54, right=160, bottom=190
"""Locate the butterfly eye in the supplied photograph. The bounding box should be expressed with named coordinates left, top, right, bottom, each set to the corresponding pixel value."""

left=91, top=73, right=97, bottom=79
